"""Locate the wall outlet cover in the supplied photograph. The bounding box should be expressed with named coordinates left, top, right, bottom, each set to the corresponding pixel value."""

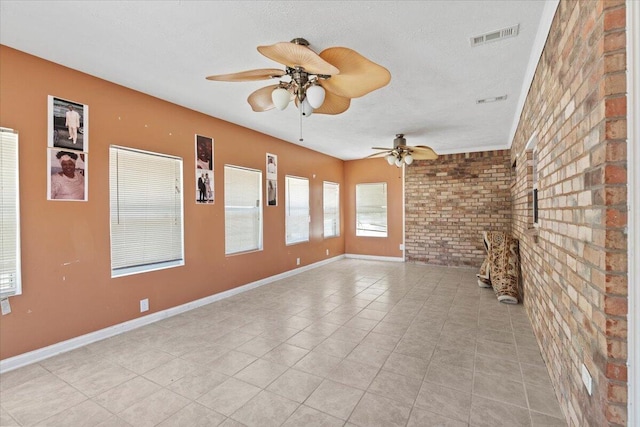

left=140, top=298, right=149, bottom=313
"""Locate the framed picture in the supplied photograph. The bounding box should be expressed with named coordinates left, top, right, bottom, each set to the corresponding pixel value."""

left=47, top=148, right=87, bottom=201
left=266, top=153, right=277, bottom=206
left=195, top=135, right=214, bottom=204
left=48, top=96, right=88, bottom=152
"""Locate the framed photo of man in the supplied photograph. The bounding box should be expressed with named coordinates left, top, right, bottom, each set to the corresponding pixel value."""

left=266, top=153, right=277, bottom=179
left=47, top=148, right=88, bottom=201
left=195, top=135, right=214, bottom=204
left=48, top=96, right=88, bottom=152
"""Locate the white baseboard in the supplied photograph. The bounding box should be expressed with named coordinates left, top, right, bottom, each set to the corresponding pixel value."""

left=344, top=253, right=405, bottom=262
left=0, top=255, right=344, bottom=374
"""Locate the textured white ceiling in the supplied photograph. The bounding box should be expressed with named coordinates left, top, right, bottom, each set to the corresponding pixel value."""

left=0, top=0, right=558, bottom=160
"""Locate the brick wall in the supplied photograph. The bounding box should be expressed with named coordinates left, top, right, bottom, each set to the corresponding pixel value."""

left=405, top=150, right=512, bottom=266
left=511, top=1, right=628, bottom=425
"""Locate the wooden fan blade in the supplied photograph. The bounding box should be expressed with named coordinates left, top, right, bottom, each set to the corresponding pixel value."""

left=366, top=151, right=390, bottom=158
left=319, top=47, right=391, bottom=98
left=371, top=147, right=393, bottom=150
left=258, top=42, right=339, bottom=75
left=206, top=68, right=285, bottom=82
left=247, top=85, right=279, bottom=112
left=313, top=89, right=350, bottom=115
left=409, top=146, right=439, bottom=160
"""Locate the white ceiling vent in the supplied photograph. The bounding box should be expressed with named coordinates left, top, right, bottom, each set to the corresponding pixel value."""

left=476, top=95, right=508, bottom=104
left=470, top=24, right=520, bottom=46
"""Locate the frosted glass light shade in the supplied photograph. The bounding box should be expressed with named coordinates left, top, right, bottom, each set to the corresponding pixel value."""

left=301, top=98, right=314, bottom=116
left=271, top=87, right=290, bottom=110
left=404, top=154, right=413, bottom=165
left=306, top=85, right=326, bottom=109
left=386, top=154, right=396, bottom=165
left=394, top=158, right=402, bottom=167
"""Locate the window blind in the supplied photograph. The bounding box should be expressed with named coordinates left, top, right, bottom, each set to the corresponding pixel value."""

left=356, top=182, right=388, bottom=237
left=285, top=176, right=309, bottom=245
left=225, top=165, right=262, bottom=255
left=109, top=146, right=184, bottom=277
left=0, top=128, right=21, bottom=298
left=323, top=181, right=340, bottom=238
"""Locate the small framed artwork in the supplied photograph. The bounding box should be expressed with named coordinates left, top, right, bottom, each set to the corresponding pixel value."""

left=47, top=148, right=88, bottom=201
left=195, top=135, right=214, bottom=204
left=266, top=153, right=277, bottom=206
left=48, top=96, right=88, bottom=152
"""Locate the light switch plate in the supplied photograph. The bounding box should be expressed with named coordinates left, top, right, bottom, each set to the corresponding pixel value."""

left=581, top=363, right=593, bottom=395
left=1, top=299, right=11, bottom=315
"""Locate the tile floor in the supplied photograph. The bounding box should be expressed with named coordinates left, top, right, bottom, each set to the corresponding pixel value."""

left=0, top=259, right=567, bottom=426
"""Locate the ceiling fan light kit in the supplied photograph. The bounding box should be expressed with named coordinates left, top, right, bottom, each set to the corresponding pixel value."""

left=206, top=37, right=390, bottom=140
left=373, top=134, right=438, bottom=167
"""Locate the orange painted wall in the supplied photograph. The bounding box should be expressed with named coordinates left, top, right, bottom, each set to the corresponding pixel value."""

left=344, top=158, right=404, bottom=258
left=0, top=46, right=347, bottom=360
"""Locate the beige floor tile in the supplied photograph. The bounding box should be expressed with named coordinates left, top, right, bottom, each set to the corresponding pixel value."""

left=469, top=395, right=532, bottom=427
left=235, top=336, right=281, bottom=357
left=346, top=344, right=391, bottom=369
left=0, top=363, right=49, bottom=392
left=93, top=376, right=162, bottom=414
left=407, top=407, right=467, bottom=427
left=211, top=351, right=258, bottom=376
left=1, top=374, right=87, bottom=425
left=414, top=381, right=472, bottom=422
left=167, top=368, right=229, bottom=399
left=197, top=378, right=261, bottom=417
left=112, top=348, right=176, bottom=375
left=293, top=351, right=342, bottom=377
left=157, top=402, right=226, bottom=427
left=344, top=316, right=379, bottom=331
left=474, top=353, right=523, bottom=382
left=395, top=336, right=437, bottom=359
left=285, top=331, right=327, bottom=350
left=525, top=382, right=564, bottom=418
left=261, top=343, right=309, bottom=367
left=305, top=379, right=364, bottom=420
left=312, top=337, right=358, bottom=358
left=424, top=362, right=474, bottom=393
left=349, top=392, right=412, bottom=427
left=327, top=359, right=379, bottom=390
left=473, top=371, right=528, bottom=408
left=360, top=331, right=401, bottom=351
left=118, top=388, right=190, bottom=427
left=65, top=364, right=138, bottom=397
left=36, top=400, right=113, bottom=426
left=281, top=405, right=344, bottom=427
left=143, top=358, right=201, bottom=387
left=233, top=358, right=288, bottom=388
left=431, top=347, right=475, bottom=371
left=330, top=326, right=369, bottom=343
left=0, top=406, right=18, bottom=426
left=180, top=344, right=230, bottom=366
left=383, top=352, right=429, bottom=380
left=230, top=390, right=298, bottom=427
left=303, top=320, right=342, bottom=337
left=530, top=410, right=567, bottom=426
left=265, top=368, right=322, bottom=403
left=368, top=369, right=422, bottom=405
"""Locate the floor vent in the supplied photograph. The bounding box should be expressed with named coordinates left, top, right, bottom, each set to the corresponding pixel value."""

left=470, top=24, right=519, bottom=47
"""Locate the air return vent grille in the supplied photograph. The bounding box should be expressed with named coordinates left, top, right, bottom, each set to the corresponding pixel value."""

left=470, top=24, right=519, bottom=46
left=476, top=95, right=508, bottom=104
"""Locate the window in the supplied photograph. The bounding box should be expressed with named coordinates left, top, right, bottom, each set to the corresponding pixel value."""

left=525, top=133, right=539, bottom=228
left=356, top=182, right=388, bottom=237
left=1, top=128, right=21, bottom=298
left=109, top=146, right=184, bottom=277
left=225, top=165, right=262, bottom=254
left=285, top=176, right=310, bottom=244
left=323, top=181, right=340, bottom=238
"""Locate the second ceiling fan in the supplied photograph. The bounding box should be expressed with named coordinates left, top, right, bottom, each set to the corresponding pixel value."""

left=206, top=38, right=391, bottom=117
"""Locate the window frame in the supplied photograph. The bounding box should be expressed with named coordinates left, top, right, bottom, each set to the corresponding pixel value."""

left=109, top=145, right=185, bottom=278
left=323, top=181, right=340, bottom=238
left=224, top=165, right=263, bottom=255
left=285, top=175, right=310, bottom=245
left=0, top=128, right=22, bottom=298
left=355, top=182, right=388, bottom=238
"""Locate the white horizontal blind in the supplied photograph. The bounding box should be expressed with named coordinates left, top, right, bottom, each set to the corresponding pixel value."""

left=323, top=181, right=340, bottom=238
left=286, top=176, right=309, bottom=245
left=0, top=128, right=21, bottom=298
left=109, top=146, right=184, bottom=276
left=225, top=165, right=262, bottom=254
left=356, top=182, right=388, bottom=237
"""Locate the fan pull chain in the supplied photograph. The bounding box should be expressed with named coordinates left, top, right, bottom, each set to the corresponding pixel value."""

left=299, top=105, right=304, bottom=142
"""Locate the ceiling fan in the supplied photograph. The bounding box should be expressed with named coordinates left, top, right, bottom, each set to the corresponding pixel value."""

left=206, top=38, right=391, bottom=135
left=369, top=134, right=438, bottom=167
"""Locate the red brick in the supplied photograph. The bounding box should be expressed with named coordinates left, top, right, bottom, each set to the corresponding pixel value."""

left=606, top=362, right=627, bottom=381
left=606, top=140, right=627, bottom=161
left=604, top=31, right=626, bottom=52
left=604, top=7, right=625, bottom=31
left=606, top=318, right=627, bottom=339
left=605, top=208, right=627, bottom=227
left=603, top=295, right=627, bottom=316
left=604, top=96, right=626, bottom=117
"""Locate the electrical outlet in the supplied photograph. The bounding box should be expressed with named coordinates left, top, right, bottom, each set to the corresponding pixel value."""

left=399, top=243, right=405, bottom=250
left=296, top=258, right=300, bottom=265
left=581, top=364, right=592, bottom=395
left=1, top=299, right=11, bottom=315
left=140, top=298, right=149, bottom=313
left=326, top=249, right=329, bottom=256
